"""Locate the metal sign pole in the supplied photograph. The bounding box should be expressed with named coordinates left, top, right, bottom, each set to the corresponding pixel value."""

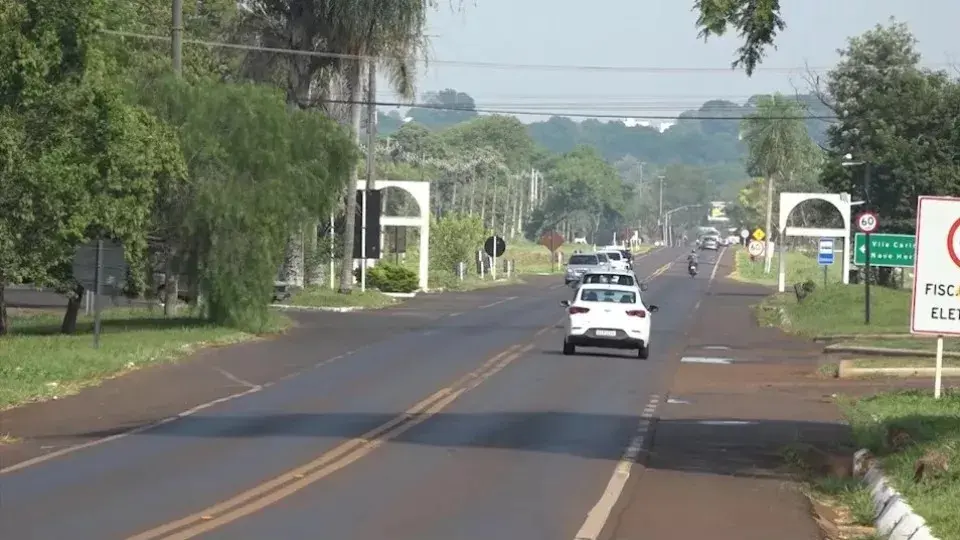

left=935, top=336, right=944, bottom=399
left=93, top=238, right=103, bottom=349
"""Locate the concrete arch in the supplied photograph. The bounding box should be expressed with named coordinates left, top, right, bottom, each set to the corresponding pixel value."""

left=777, top=192, right=852, bottom=291
left=356, top=180, right=431, bottom=291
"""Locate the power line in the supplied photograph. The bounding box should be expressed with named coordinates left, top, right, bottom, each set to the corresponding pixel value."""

left=102, top=29, right=955, bottom=74
left=329, top=98, right=838, bottom=120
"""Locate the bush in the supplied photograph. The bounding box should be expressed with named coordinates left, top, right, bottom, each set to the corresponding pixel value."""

left=355, top=263, right=418, bottom=293
left=430, top=213, right=486, bottom=273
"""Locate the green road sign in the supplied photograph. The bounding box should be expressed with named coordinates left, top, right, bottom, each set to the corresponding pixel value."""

left=853, top=233, right=915, bottom=267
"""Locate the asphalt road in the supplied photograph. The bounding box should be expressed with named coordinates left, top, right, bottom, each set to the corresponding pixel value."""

left=0, top=247, right=724, bottom=540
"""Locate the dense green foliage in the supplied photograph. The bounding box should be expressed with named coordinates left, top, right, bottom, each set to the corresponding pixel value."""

left=359, top=263, right=419, bottom=293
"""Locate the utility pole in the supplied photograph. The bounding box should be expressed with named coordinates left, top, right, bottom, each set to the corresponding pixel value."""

left=657, top=175, right=665, bottom=244
left=171, top=0, right=183, bottom=75
left=763, top=174, right=774, bottom=273
left=360, top=61, right=377, bottom=292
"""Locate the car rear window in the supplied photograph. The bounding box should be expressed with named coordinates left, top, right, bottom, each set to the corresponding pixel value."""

left=603, top=251, right=622, bottom=260
left=581, top=274, right=635, bottom=286
left=568, top=255, right=599, bottom=265
left=579, top=289, right=636, bottom=303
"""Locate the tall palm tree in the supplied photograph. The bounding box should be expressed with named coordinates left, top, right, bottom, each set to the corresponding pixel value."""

left=740, top=93, right=818, bottom=271
left=235, top=1, right=437, bottom=291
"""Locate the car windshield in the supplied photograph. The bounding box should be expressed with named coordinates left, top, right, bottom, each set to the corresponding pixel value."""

left=597, top=253, right=609, bottom=262
left=568, top=255, right=599, bottom=265
left=603, top=251, right=622, bottom=260
left=581, top=274, right=635, bottom=286
left=579, top=289, right=636, bottom=303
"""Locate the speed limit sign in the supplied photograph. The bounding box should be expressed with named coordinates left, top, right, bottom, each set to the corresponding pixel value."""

left=747, top=240, right=765, bottom=257
left=856, top=211, right=879, bottom=233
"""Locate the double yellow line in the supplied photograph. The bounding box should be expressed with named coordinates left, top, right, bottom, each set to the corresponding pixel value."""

left=128, top=338, right=540, bottom=540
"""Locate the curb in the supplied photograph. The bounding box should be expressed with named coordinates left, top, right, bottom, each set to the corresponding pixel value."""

left=269, top=304, right=365, bottom=312
left=382, top=292, right=417, bottom=298
left=837, top=360, right=960, bottom=379
left=814, top=334, right=939, bottom=342
left=853, top=449, right=941, bottom=540
left=825, top=345, right=960, bottom=359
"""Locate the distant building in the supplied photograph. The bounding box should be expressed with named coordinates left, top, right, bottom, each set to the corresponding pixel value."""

left=620, top=118, right=675, bottom=133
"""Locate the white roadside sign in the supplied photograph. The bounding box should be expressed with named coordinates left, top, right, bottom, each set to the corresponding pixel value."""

left=911, top=196, right=960, bottom=335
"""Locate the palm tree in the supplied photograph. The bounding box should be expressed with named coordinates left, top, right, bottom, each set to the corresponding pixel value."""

left=235, top=1, right=439, bottom=291
left=740, top=93, right=818, bottom=271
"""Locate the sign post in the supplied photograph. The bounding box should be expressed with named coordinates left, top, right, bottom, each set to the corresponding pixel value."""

left=817, top=238, right=835, bottom=288
left=484, top=235, right=506, bottom=280
left=908, top=196, right=960, bottom=399
left=539, top=231, right=565, bottom=273
left=72, top=239, right=127, bottom=349
left=853, top=233, right=915, bottom=267
left=855, top=211, right=879, bottom=324
left=739, top=228, right=749, bottom=246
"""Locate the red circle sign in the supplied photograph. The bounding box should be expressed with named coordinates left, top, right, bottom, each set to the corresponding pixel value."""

left=948, top=218, right=960, bottom=268
left=856, top=211, right=878, bottom=233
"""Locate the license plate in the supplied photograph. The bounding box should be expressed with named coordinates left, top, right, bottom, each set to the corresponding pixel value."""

left=595, top=329, right=617, bottom=337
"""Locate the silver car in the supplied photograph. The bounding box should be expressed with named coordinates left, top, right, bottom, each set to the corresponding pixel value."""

left=700, top=236, right=719, bottom=250
left=564, top=253, right=608, bottom=285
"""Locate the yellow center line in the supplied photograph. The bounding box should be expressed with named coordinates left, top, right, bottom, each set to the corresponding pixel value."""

left=128, top=341, right=536, bottom=540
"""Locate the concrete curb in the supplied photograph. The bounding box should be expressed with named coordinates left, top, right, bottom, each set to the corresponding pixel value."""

left=814, top=334, right=938, bottom=342
left=853, top=449, right=941, bottom=540
left=837, top=360, right=960, bottom=379
left=382, top=292, right=417, bottom=298
left=825, top=344, right=960, bottom=359
left=269, top=304, right=365, bottom=312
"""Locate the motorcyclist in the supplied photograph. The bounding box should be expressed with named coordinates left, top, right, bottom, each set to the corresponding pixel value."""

left=687, top=250, right=699, bottom=276
left=686, top=250, right=699, bottom=264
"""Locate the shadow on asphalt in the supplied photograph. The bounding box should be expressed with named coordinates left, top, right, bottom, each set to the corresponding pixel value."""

left=538, top=349, right=643, bottom=359
left=48, top=413, right=858, bottom=480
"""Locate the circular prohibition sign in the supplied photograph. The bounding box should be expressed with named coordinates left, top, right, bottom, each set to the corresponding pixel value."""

left=948, top=217, right=960, bottom=268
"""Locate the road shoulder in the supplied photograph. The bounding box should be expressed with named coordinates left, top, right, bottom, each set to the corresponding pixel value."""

left=602, top=249, right=861, bottom=540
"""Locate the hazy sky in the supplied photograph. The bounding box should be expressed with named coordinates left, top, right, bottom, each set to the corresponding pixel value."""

left=378, top=0, right=960, bottom=121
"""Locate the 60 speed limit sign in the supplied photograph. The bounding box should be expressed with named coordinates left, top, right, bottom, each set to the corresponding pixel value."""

left=747, top=240, right=765, bottom=256
left=856, top=211, right=879, bottom=233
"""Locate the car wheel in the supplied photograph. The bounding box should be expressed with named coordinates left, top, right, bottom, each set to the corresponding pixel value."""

left=563, top=341, right=576, bottom=356
left=637, top=344, right=650, bottom=359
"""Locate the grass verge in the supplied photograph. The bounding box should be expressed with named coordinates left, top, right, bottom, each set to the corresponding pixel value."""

left=0, top=308, right=290, bottom=410
left=285, top=287, right=398, bottom=309
left=840, top=389, right=960, bottom=539
left=850, top=357, right=960, bottom=369
left=731, top=246, right=844, bottom=287
left=756, top=283, right=911, bottom=336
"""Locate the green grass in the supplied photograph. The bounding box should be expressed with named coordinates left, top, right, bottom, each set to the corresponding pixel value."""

left=0, top=308, right=289, bottom=410
left=732, top=246, right=844, bottom=286
left=757, top=283, right=912, bottom=336
left=838, top=337, right=960, bottom=353
left=286, top=287, right=398, bottom=309
left=850, top=357, right=960, bottom=369
left=840, top=390, right=960, bottom=540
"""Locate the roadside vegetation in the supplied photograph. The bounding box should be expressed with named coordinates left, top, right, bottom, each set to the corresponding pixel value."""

left=840, top=390, right=960, bottom=540
left=0, top=308, right=289, bottom=409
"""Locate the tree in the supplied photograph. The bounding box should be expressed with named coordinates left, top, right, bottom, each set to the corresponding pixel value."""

left=740, top=93, right=819, bottom=268
left=694, top=0, right=785, bottom=75
left=816, top=21, right=960, bottom=284
left=0, top=0, right=185, bottom=335
left=407, top=88, right=478, bottom=128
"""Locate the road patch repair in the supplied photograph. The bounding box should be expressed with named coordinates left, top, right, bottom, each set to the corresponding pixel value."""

left=680, top=356, right=733, bottom=364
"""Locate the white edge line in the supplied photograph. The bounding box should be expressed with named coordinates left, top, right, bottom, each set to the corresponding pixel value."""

left=573, top=395, right=659, bottom=540
left=0, top=348, right=362, bottom=475
left=478, top=296, right=517, bottom=309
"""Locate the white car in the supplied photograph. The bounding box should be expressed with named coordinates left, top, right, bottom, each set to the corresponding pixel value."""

left=599, top=250, right=630, bottom=272
left=573, top=270, right=648, bottom=293
left=560, top=284, right=658, bottom=359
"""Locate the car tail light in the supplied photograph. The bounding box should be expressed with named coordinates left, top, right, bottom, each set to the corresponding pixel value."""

left=626, top=310, right=646, bottom=317
left=568, top=306, right=590, bottom=314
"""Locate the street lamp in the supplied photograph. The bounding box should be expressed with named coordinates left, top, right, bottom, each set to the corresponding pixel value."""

left=663, top=204, right=704, bottom=247
left=657, top=175, right=665, bottom=244
left=842, top=153, right=873, bottom=324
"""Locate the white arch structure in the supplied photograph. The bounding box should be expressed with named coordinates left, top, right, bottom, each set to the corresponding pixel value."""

left=777, top=192, right=852, bottom=292
left=356, top=179, right=431, bottom=290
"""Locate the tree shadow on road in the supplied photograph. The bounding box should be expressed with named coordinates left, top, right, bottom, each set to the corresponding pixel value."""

left=41, top=411, right=863, bottom=482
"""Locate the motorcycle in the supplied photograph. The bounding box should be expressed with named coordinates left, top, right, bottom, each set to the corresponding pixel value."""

left=688, top=262, right=698, bottom=277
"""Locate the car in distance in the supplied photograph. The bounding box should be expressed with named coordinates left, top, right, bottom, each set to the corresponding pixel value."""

left=700, top=236, right=719, bottom=250
left=564, top=253, right=605, bottom=285
left=575, top=270, right=648, bottom=292
left=599, top=249, right=630, bottom=271
left=560, top=284, right=658, bottom=359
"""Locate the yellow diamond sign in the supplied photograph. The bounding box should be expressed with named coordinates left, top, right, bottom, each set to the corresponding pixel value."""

left=751, top=228, right=765, bottom=241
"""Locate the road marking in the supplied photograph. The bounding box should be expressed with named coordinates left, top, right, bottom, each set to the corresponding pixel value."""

left=478, top=296, right=517, bottom=309
left=574, top=394, right=660, bottom=540
left=127, top=339, right=543, bottom=540
left=681, top=356, right=733, bottom=364
left=709, top=247, right=727, bottom=283
left=0, top=344, right=370, bottom=475
left=212, top=367, right=259, bottom=390
left=446, top=312, right=462, bottom=318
